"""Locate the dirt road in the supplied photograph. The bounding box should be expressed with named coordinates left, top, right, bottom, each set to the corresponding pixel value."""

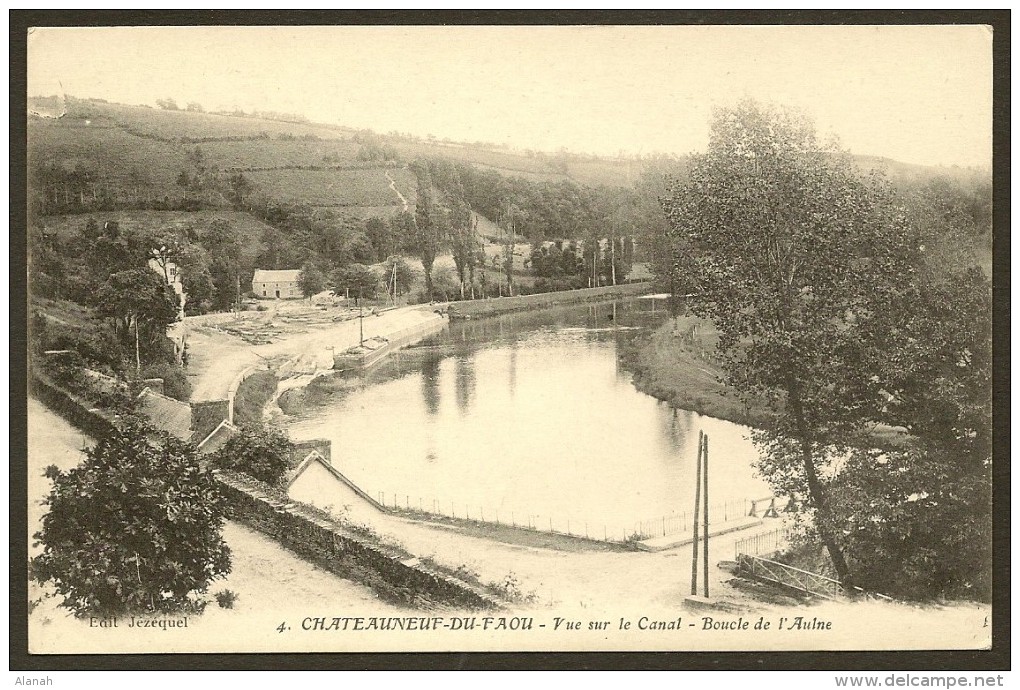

left=186, top=304, right=441, bottom=402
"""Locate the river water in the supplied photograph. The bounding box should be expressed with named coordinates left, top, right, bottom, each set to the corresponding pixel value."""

left=286, top=300, right=772, bottom=539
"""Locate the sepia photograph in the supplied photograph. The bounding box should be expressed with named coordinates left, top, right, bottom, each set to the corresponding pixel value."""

left=16, top=14, right=1003, bottom=668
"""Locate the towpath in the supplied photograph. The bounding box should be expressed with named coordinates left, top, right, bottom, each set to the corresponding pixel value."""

left=186, top=304, right=440, bottom=403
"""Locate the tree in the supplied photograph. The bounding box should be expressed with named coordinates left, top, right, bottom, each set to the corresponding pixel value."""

left=330, top=263, right=379, bottom=304
left=498, top=201, right=523, bottom=297
left=177, top=244, right=216, bottom=314
left=31, top=424, right=231, bottom=616
left=228, top=173, right=254, bottom=208
left=297, top=263, right=327, bottom=300
left=411, top=162, right=445, bottom=300
left=381, top=256, right=416, bottom=298
left=448, top=202, right=477, bottom=299
left=93, top=269, right=181, bottom=372
left=211, top=425, right=294, bottom=486
left=364, top=216, right=394, bottom=262
left=661, top=100, right=919, bottom=589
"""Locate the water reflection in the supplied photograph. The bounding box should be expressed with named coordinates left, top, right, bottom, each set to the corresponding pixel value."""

left=420, top=354, right=442, bottom=417
left=454, top=355, right=475, bottom=414
left=288, top=300, right=771, bottom=535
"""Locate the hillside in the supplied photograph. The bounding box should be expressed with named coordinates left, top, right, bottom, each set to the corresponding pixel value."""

left=28, top=98, right=651, bottom=220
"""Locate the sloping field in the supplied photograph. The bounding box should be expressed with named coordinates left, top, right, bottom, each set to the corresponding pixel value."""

left=246, top=167, right=415, bottom=208
left=198, top=138, right=364, bottom=170
left=28, top=117, right=188, bottom=196
left=563, top=156, right=645, bottom=187
left=89, top=101, right=354, bottom=142
left=393, top=139, right=565, bottom=176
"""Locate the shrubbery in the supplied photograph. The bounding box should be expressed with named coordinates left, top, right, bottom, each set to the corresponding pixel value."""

left=211, top=425, right=294, bottom=486
left=31, top=423, right=232, bottom=616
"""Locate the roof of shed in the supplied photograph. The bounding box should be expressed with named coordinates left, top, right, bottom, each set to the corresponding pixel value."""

left=136, top=388, right=192, bottom=441
left=253, top=269, right=302, bottom=283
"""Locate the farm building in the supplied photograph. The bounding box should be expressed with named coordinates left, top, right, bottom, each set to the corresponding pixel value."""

left=252, top=268, right=303, bottom=299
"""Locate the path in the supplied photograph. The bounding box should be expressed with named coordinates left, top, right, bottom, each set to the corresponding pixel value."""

left=385, top=170, right=410, bottom=212
left=292, top=482, right=793, bottom=613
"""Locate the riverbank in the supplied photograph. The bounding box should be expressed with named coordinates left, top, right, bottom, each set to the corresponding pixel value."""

left=619, top=315, right=769, bottom=429
left=619, top=315, right=909, bottom=448
left=447, top=282, right=652, bottom=320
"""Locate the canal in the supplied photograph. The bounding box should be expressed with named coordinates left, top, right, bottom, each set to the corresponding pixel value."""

left=285, top=300, right=772, bottom=540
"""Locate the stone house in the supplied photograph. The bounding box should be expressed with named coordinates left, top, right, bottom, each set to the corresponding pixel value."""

left=252, top=269, right=303, bottom=299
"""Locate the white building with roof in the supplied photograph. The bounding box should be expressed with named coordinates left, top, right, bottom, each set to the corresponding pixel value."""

left=252, top=268, right=303, bottom=299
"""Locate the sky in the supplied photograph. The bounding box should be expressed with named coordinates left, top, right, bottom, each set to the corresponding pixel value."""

left=26, top=24, right=993, bottom=168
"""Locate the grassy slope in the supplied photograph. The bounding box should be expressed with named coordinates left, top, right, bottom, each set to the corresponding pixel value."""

left=621, top=315, right=768, bottom=428
left=29, top=101, right=644, bottom=219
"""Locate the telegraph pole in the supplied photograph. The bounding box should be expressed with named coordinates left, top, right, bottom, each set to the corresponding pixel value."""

left=703, top=433, right=710, bottom=598
left=691, top=430, right=703, bottom=595
left=358, top=288, right=364, bottom=346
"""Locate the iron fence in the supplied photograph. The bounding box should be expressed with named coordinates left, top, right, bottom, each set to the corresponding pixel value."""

left=733, top=525, right=792, bottom=558
left=375, top=490, right=789, bottom=544
left=737, top=554, right=845, bottom=599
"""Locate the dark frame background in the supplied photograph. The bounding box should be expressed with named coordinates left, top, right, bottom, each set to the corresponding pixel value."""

left=9, top=8, right=1010, bottom=672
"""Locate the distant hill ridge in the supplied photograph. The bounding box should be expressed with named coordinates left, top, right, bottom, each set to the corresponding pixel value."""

left=28, top=96, right=987, bottom=220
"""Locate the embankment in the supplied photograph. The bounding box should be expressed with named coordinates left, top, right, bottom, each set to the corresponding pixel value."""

left=447, top=282, right=652, bottom=320
left=616, top=316, right=768, bottom=429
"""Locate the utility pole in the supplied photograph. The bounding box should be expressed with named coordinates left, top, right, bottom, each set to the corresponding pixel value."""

left=703, top=433, right=710, bottom=598
left=691, top=429, right=703, bottom=595
left=358, top=288, right=364, bottom=346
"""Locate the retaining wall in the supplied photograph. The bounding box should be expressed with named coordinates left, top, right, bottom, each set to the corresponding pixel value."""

left=30, top=374, right=120, bottom=439
left=447, top=282, right=653, bottom=320
left=216, top=471, right=501, bottom=610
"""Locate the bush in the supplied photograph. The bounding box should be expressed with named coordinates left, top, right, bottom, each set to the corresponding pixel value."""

left=31, top=423, right=231, bottom=616
left=211, top=425, right=294, bottom=486
left=45, top=321, right=125, bottom=372
left=214, top=589, right=238, bottom=609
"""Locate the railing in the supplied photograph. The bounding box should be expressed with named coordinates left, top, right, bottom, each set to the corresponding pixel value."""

left=375, top=490, right=788, bottom=545
left=378, top=491, right=642, bottom=544
left=737, top=554, right=845, bottom=600
left=736, top=554, right=895, bottom=602
left=734, top=525, right=792, bottom=558
left=632, top=495, right=791, bottom=540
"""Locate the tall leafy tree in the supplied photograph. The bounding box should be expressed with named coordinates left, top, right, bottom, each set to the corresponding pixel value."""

left=93, top=268, right=181, bottom=371
left=330, top=263, right=379, bottom=304
left=662, top=100, right=919, bottom=589
left=211, top=425, right=294, bottom=487
left=31, top=424, right=231, bottom=616
left=297, top=263, right=328, bottom=300
left=411, top=162, right=445, bottom=300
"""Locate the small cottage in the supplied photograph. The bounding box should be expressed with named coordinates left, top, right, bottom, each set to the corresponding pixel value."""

left=252, top=269, right=303, bottom=299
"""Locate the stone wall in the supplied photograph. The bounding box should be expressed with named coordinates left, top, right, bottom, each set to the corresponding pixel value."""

left=447, top=282, right=652, bottom=320
left=216, top=471, right=501, bottom=611
left=30, top=374, right=119, bottom=439
left=30, top=380, right=500, bottom=611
